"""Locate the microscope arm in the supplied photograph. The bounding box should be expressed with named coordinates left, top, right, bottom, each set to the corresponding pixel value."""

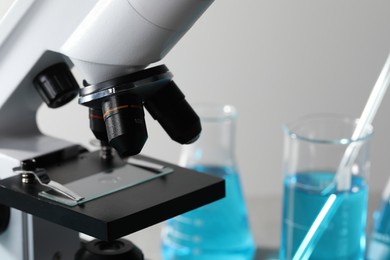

left=0, top=0, right=98, bottom=177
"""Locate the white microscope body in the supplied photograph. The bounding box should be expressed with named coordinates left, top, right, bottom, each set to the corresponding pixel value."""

left=0, top=0, right=214, bottom=259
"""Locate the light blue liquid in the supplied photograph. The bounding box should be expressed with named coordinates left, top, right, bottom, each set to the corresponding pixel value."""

left=367, top=200, right=390, bottom=260
left=280, top=172, right=368, bottom=260
left=161, top=166, right=255, bottom=260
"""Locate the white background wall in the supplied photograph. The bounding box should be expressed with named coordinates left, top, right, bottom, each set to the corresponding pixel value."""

left=3, top=0, right=390, bottom=199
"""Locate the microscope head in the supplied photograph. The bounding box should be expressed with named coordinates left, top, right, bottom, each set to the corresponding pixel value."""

left=60, top=0, right=214, bottom=85
left=55, top=0, right=213, bottom=157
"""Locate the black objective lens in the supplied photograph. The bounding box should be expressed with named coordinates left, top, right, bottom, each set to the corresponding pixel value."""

left=89, top=108, right=109, bottom=143
left=144, top=81, right=201, bottom=144
left=102, top=94, right=147, bottom=158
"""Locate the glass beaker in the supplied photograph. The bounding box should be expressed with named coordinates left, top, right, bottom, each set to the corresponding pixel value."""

left=367, top=178, right=390, bottom=260
left=161, top=104, right=255, bottom=260
left=280, top=114, right=372, bottom=260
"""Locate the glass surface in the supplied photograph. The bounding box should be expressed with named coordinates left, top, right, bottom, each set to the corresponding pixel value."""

left=39, top=163, right=173, bottom=206
left=161, top=104, right=255, bottom=260
left=162, top=165, right=254, bottom=260
left=367, top=199, right=390, bottom=259
left=280, top=114, right=372, bottom=260
left=281, top=172, right=367, bottom=259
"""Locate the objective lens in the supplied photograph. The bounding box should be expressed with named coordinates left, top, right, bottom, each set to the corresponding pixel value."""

left=89, top=108, right=109, bottom=143
left=144, top=81, right=201, bottom=144
left=102, top=94, right=147, bottom=157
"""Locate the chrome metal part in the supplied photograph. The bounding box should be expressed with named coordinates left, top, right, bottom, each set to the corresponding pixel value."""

left=14, top=169, right=84, bottom=202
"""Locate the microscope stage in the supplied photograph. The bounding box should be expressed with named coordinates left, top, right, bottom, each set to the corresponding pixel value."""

left=0, top=150, right=225, bottom=241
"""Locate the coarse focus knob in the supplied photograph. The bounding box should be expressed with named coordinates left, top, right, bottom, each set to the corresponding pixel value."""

left=34, top=63, right=79, bottom=108
left=75, top=239, right=144, bottom=260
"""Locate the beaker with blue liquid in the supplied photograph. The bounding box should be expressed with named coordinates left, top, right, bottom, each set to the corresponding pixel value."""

left=280, top=115, right=372, bottom=259
left=367, top=178, right=390, bottom=260
left=161, top=104, right=255, bottom=260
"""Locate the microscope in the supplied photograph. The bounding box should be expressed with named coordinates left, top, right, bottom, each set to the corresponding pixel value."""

left=0, top=0, right=224, bottom=259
